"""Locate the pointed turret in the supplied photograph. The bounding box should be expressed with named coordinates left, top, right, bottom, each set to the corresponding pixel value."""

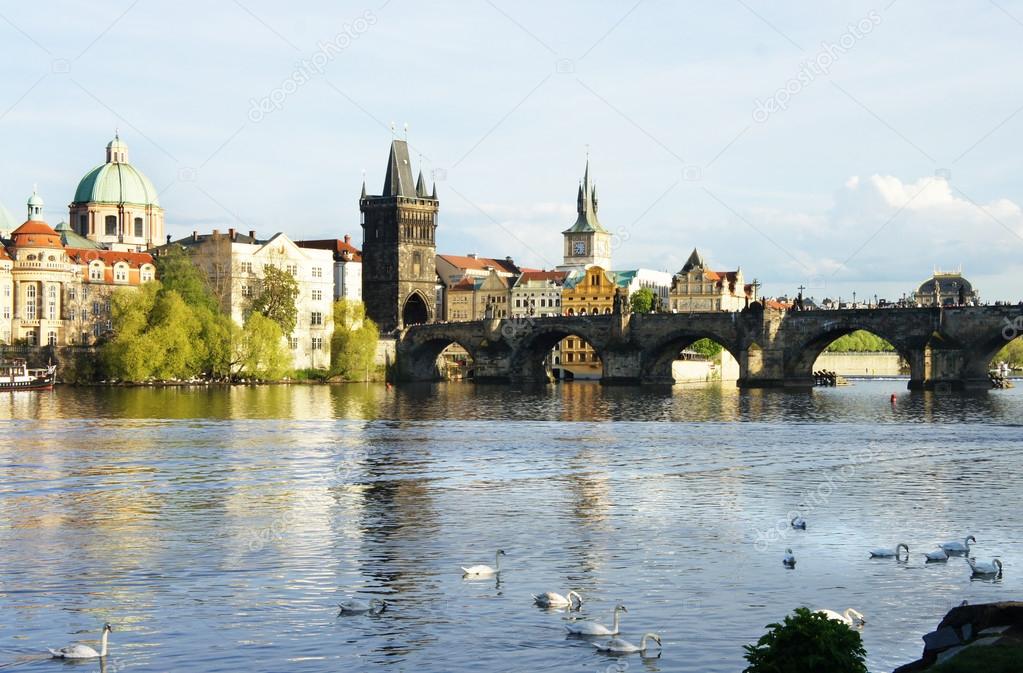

left=381, top=139, right=416, bottom=198
left=563, top=159, right=606, bottom=234
left=681, top=248, right=705, bottom=273
left=416, top=170, right=427, bottom=198
left=361, top=179, right=367, bottom=199
left=431, top=181, right=437, bottom=199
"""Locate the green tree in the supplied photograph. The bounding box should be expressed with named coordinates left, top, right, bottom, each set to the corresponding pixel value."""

left=743, top=608, right=868, bottom=673
left=250, top=263, right=299, bottom=335
left=826, top=330, right=895, bottom=352
left=103, top=283, right=160, bottom=381
left=331, top=299, right=380, bottom=380
left=690, top=338, right=724, bottom=359
left=630, top=287, right=656, bottom=314
left=991, top=338, right=1023, bottom=368
left=153, top=247, right=219, bottom=314
left=233, top=312, right=290, bottom=380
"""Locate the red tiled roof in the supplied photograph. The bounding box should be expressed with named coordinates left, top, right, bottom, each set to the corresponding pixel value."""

left=66, top=248, right=155, bottom=268
left=0, top=245, right=11, bottom=260
left=296, top=237, right=362, bottom=262
left=450, top=277, right=476, bottom=290
left=438, top=254, right=520, bottom=274
left=10, top=220, right=63, bottom=249
left=518, top=270, right=567, bottom=284
left=764, top=299, right=792, bottom=310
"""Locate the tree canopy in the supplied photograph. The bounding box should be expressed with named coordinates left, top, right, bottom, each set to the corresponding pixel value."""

left=825, top=330, right=895, bottom=352
left=630, top=287, right=656, bottom=314
left=250, top=263, right=299, bottom=336
left=331, top=299, right=380, bottom=380
left=743, top=607, right=867, bottom=673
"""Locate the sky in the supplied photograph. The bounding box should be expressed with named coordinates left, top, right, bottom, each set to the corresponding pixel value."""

left=1, top=0, right=1022, bottom=301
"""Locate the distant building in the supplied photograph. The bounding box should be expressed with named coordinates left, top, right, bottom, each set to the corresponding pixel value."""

left=559, top=266, right=620, bottom=379
left=69, top=135, right=165, bottom=252
left=669, top=249, right=751, bottom=312
left=1, top=190, right=155, bottom=347
left=359, top=139, right=439, bottom=332
left=557, top=160, right=612, bottom=273
left=913, top=269, right=978, bottom=307
left=153, top=229, right=334, bottom=370
left=296, top=234, right=362, bottom=301
left=436, top=253, right=524, bottom=321
left=511, top=270, right=566, bottom=318
left=614, top=268, right=673, bottom=309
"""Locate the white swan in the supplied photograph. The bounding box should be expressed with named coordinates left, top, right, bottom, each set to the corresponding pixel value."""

left=49, top=623, right=112, bottom=659
left=532, top=590, right=582, bottom=609
left=594, top=632, right=662, bottom=654
left=817, top=608, right=866, bottom=626
left=461, top=549, right=505, bottom=576
left=939, top=535, right=976, bottom=555
left=783, top=548, right=796, bottom=567
left=869, top=543, right=909, bottom=559
left=923, top=546, right=949, bottom=562
left=337, top=598, right=386, bottom=614
left=791, top=516, right=807, bottom=530
left=968, top=558, right=1003, bottom=577
left=565, top=603, right=627, bottom=636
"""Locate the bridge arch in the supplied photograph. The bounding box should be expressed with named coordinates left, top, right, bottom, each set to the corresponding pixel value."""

left=511, top=322, right=608, bottom=382
left=402, top=334, right=479, bottom=381
left=641, top=328, right=745, bottom=384
left=786, top=322, right=919, bottom=385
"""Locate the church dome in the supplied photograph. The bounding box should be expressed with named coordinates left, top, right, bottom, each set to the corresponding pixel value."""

left=72, top=135, right=160, bottom=207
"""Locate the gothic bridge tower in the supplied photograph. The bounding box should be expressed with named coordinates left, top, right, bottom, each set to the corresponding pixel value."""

left=360, top=139, right=438, bottom=333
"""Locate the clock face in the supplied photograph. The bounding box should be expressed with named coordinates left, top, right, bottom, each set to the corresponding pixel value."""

left=573, top=241, right=586, bottom=255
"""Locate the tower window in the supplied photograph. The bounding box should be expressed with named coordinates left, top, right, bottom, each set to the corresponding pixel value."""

left=134, top=217, right=144, bottom=238
left=105, top=215, right=117, bottom=236
left=78, top=214, right=88, bottom=234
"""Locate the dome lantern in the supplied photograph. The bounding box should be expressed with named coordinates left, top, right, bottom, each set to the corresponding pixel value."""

left=106, top=132, right=129, bottom=163
left=27, top=185, right=44, bottom=221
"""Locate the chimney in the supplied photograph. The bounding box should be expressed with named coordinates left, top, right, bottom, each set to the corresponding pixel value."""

left=344, top=234, right=351, bottom=245
left=212, top=229, right=220, bottom=238
left=467, top=252, right=477, bottom=259
left=229, top=227, right=236, bottom=240
left=192, top=230, right=198, bottom=241
left=248, top=230, right=256, bottom=240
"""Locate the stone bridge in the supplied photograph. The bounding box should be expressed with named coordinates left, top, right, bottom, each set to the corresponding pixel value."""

left=396, top=305, right=1023, bottom=390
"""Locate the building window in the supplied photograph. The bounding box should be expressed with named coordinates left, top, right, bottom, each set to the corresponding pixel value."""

left=78, top=214, right=88, bottom=234
left=90, top=264, right=103, bottom=281
left=312, top=267, right=322, bottom=278
left=26, top=285, right=37, bottom=320
left=93, top=301, right=101, bottom=317
left=311, top=289, right=322, bottom=301
left=67, top=308, right=75, bottom=321
left=2, top=306, right=9, bottom=319
left=141, top=267, right=153, bottom=282
left=241, top=262, right=253, bottom=274
left=311, top=337, right=323, bottom=350
left=27, top=331, right=37, bottom=346
left=241, top=285, right=252, bottom=298
left=115, top=266, right=128, bottom=282
left=67, top=287, right=76, bottom=300
left=286, top=264, right=298, bottom=276
left=310, top=311, right=323, bottom=326
left=134, top=217, right=144, bottom=238
left=105, top=215, right=117, bottom=236
left=289, top=337, right=299, bottom=350
left=47, top=331, right=57, bottom=347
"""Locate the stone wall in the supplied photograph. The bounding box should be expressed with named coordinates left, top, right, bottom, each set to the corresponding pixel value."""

left=813, top=352, right=907, bottom=376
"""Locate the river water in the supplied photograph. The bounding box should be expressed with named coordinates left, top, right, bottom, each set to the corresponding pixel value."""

left=1, top=381, right=1020, bottom=672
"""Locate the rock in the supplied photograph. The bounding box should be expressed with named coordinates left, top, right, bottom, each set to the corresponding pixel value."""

left=961, top=622, right=972, bottom=641
left=923, top=626, right=961, bottom=652
left=935, top=645, right=964, bottom=664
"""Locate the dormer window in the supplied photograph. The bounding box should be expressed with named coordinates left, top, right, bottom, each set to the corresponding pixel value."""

left=89, top=264, right=103, bottom=281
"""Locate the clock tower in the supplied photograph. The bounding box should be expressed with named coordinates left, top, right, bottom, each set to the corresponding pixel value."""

left=557, top=159, right=612, bottom=272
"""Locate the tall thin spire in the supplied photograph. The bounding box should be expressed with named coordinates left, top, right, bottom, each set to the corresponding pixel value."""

left=564, top=158, right=606, bottom=234
left=416, top=170, right=427, bottom=198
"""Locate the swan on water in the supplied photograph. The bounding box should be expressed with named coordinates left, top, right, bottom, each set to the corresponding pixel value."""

left=48, top=623, right=112, bottom=659
left=869, top=543, right=909, bottom=559
left=783, top=548, right=796, bottom=567
left=532, top=590, right=582, bottom=609
left=565, top=603, right=627, bottom=636
left=968, top=558, right=1003, bottom=577
left=923, top=547, right=949, bottom=562
left=817, top=608, right=866, bottom=626
left=791, top=516, right=807, bottom=530
left=939, top=535, right=976, bottom=555
left=594, top=632, right=662, bottom=654
left=337, top=598, right=387, bottom=615
left=461, top=549, right=505, bottom=576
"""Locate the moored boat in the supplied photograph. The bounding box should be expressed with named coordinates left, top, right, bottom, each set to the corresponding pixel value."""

left=0, top=360, right=56, bottom=391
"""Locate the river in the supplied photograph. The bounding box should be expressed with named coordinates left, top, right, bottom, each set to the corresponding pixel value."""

left=1, top=381, right=1020, bottom=672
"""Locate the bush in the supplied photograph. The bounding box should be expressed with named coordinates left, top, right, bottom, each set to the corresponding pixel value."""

left=743, top=607, right=867, bottom=673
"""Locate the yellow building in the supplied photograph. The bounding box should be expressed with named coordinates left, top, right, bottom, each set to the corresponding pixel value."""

left=669, top=249, right=751, bottom=312
left=1, top=190, right=156, bottom=347
left=558, top=266, right=619, bottom=379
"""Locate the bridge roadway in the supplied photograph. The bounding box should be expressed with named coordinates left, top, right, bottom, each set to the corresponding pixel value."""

left=397, top=305, right=1023, bottom=389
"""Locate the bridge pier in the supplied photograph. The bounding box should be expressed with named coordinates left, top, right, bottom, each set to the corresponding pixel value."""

left=602, top=349, right=643, bottom=385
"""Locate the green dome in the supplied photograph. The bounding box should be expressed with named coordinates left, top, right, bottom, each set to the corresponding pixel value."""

left=74, top=161, right=160, bottom=207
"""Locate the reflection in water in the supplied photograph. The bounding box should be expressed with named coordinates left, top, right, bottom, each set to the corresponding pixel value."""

left=0, top=381, right=1021, bottom=672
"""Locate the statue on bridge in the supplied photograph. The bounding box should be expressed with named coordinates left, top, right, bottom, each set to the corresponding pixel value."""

left=613, top=286, right=630, bottom=315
